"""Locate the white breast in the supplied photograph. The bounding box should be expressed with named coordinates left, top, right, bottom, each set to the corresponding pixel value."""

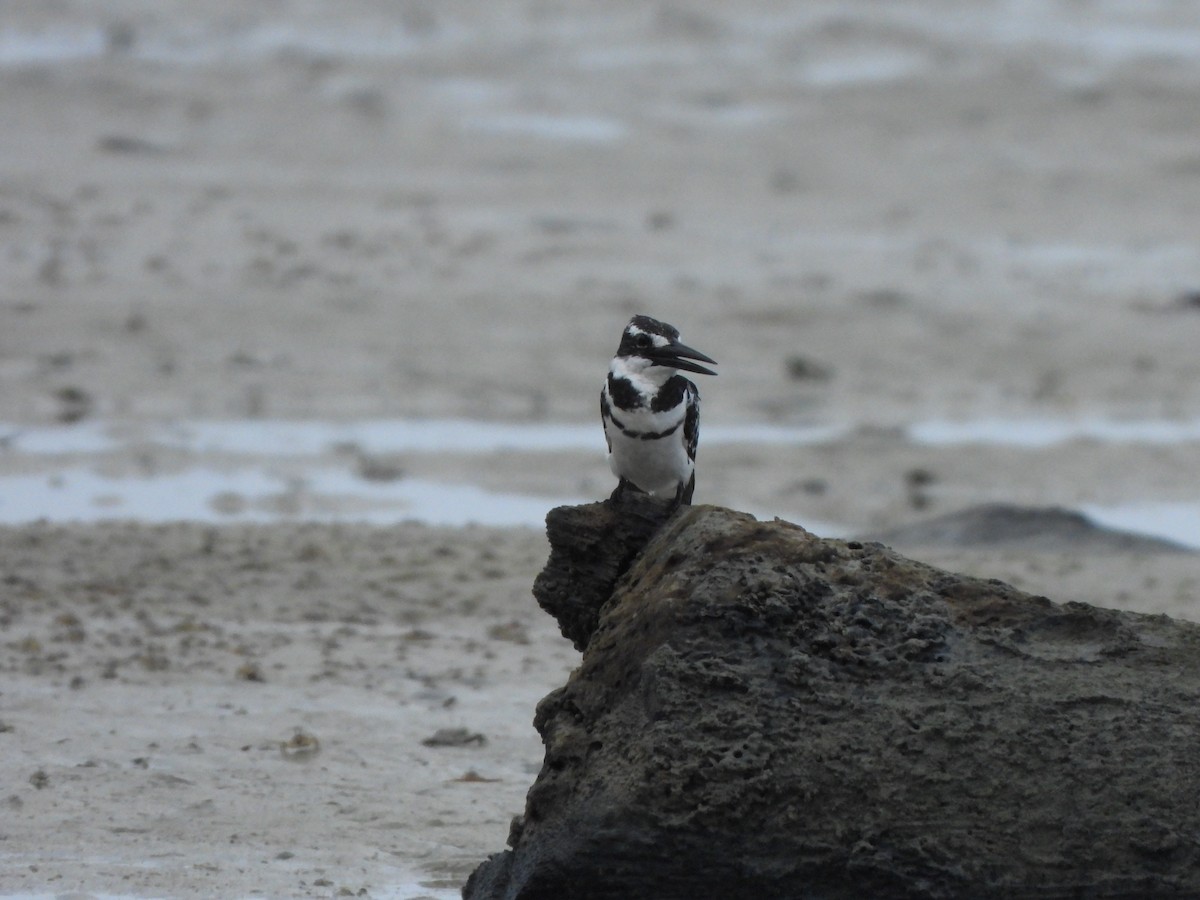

left=604, top=402, right=692, bottom=496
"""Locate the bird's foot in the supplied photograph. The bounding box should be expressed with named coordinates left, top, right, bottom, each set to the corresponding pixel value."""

left=607, top=477, right=634, bottom=507
left=668, top=473, right=696, bottom=512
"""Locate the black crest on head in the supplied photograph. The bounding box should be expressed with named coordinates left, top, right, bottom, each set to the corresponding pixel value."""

left=616, top=315, right=679, bottom=357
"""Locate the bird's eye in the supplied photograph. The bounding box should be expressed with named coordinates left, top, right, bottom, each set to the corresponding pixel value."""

left=635, top=334, right=652, bottom=349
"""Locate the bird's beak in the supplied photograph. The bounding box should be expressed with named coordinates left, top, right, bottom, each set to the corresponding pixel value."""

left=650, top=340, right=718, bottom=376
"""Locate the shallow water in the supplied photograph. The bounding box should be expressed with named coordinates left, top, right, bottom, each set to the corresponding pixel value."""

left=2, top=417, right=1198, bottom=546
left=0, top=419, right=849, bottom=457
left=4, top=4, right=1200, bottom=74
left=1081, top=503, right=1200, bottom=551
left=0, top=466, right=582, bottom=528
left=9, top=415, right=1200, bottom=457
left=0, top=418, right=847, bottom=529
left=910, top=417, right=1200, bottom=447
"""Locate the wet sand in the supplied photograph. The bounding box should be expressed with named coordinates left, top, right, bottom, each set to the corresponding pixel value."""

left=3, top=1, right=1200, bottom=896
left=1, top=522, right=566, bottom=899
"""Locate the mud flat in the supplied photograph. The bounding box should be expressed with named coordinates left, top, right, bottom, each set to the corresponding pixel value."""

left=0, top=521, right=570, bottom=898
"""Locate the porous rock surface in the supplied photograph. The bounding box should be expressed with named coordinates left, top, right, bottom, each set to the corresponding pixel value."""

left=464, top=497, right=1200, bottom=899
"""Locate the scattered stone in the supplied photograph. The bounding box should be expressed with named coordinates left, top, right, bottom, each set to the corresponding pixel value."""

left=904, top=466, right=937, bottom=509
left=53, top=385, right=93, bottom=423
left=235, top=662, right=265, bottom=682
left=798, top=477, right=828, bottom=495
left=422, top=727, right=486, bottom=748
left=209, top=492, right=248, bottom=516
left=97, top=135, right=166, bottom=155
left=645, top=210, right=675, bottom=231
left=1172, top=289, right=1200, bottom=311
left=783, top=354, right=834, bottom=382
left=279, top=729, right=320, bottom=761
left=854, top=287, right=911, bottom=307
left=453, top=770, right=501, bottom=783
left=401, top=628, right=437, bottom=642
left=355, top=454, right=405, bottom=482
left=486, top=621, right=530, bottom=644
left=105, top=21, right=137, bottom=54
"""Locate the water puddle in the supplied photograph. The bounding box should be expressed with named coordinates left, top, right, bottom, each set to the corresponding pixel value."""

left=0, top=418, right=848, bottom=528
left=1081, top=503, right=1200, bottom=551
left=0, top=22, right=438, bottom=67
left=0, top=464, right=851, bottom=534
left=5, top=9, right=1200, bottom=71
left=2, top=417, right=1199, bottom=541
left=0, top=27, right=108, bottom=64
left=0, top=419, right=850, bottom=457
left=891, top=7, right=1200, bottom=65
left=908, top=417, right=1200, bottom=448
left=0, top=466, right=582, bottom=528
left=461, top=113, right=627, bottom=143
left=803, top=52, right=926, bottom=87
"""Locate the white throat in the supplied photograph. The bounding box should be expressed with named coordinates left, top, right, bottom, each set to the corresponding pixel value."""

left=610, top=355, right=676, bottom=391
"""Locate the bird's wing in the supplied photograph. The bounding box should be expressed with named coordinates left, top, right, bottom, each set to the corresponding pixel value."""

left=684, top=383, right=700, bottom=462
left=600, top=387, right=613, bottom=453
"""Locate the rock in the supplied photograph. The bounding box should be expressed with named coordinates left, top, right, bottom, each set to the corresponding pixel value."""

left=423, top=727, right=487, bottom=748
left=532, top=493, right=677, bottom=650
left=464, top=501, right=1200, bottom=899
left=868, top=502, right=1190, bottom=553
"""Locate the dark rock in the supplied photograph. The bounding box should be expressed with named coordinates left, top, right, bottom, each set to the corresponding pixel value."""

left=868, top=502, right=1191, bottom=553
left=422, top=727, right=487, bottom=748
left=784, top=354, right=835, bottom=382
left=464, top=502, right=1200, bottom=899
left=532, top=492, right=677, bottom=650
left=96, top=134, right=167, bottom=156
left=1173, top=289, right=1200, bottom=311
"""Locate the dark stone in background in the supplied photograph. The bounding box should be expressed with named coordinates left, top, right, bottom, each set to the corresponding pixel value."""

left=868, top=502, right=1190, bottom=553
left=465, top=500, right=1200, bottom=899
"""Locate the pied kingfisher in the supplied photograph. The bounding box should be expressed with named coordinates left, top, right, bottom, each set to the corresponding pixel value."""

left=601, top=315, right=717, bottom=507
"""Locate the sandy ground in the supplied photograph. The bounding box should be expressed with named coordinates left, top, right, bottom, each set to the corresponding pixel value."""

left=1, top=522, right=566, bottom=899
left=3, top=0, right=1200, bottom=896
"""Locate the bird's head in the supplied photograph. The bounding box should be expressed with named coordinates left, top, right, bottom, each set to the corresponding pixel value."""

left=614, top=315, right=718, bottom=377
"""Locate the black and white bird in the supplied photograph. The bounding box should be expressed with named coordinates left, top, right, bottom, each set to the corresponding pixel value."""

left=601, top=315, right=717, bottom=507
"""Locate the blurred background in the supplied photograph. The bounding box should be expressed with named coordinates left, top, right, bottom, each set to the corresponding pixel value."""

left=6, top=8, right=1200, bottom=897
left=3, top=0, right=1200, bottom=546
